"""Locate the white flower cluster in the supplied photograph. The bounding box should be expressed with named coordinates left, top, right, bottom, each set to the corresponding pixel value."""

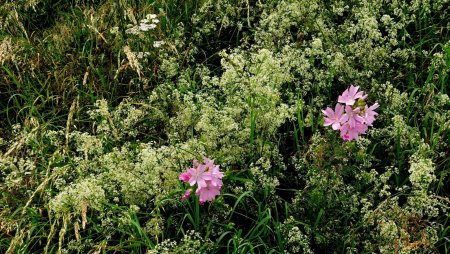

left=0, top=37, right=14, bottom=64
left=408, top=154, right=435, bottom=190
left=125, top=14, right=159, bottom=35
left=146, top=230, right=212, bottom=254
left=49, top=178, right=106, bottom=216
left=281, top=217, right=314, bottom=254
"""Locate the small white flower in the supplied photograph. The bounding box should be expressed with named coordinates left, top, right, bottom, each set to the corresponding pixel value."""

left=136, top=52, right=150, bottom=59
left=125, top=26, right=140, bottom=35
left=153, top=41, right=165, bottom=48
left=146, top=14, right=157, bottom=20
left=139, top=23, right=157, bottom=31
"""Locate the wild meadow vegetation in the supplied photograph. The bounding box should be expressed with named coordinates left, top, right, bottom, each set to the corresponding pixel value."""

left=1, top=0, right=450, bottom=253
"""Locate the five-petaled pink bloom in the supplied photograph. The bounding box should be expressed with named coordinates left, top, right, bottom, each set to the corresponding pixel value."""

left=196, top=180, right=221, bottom=204
left=363, top=103, right=379, bottom=126
left=341, top=106, right=365, bottom=128
left=322, top=103, right=344, bottom=130
left=187, top=164, right=211, bottom=188
left=179, top=157, right=224, bottom=204
left=338, top=85, right=367, bottom=106
left=340, top=122, right=368, bottom=141
left=179, top=172, right=191, bottom=182
left=323, top=85, right=379, bottom=141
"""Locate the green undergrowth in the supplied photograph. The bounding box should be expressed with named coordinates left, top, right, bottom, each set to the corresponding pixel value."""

left=1, top=0, right=450, bottom=253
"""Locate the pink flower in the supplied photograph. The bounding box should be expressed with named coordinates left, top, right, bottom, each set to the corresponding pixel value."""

left=363, top=103, right=379, bottom=126
left=192, top=159, right=200, bottom=167
left=340, top=122, right=368, bottom=141
left=323, top=85, right=379, bottom=141
left=179, top=172, right=191, bottom=182
left=196, top=181, right=221, bottom=203
left=338, top=85, right=367, bottom=106
left=210, top=166, right=224, bottom=187
left=322, top=103, right=345, bottom=130
left=181, top=189, right=192, bottom=201
left=202, top=157, right=223, bottom=187
left=340, top=106, right=365, bottom=128
left=203, top=157, right=215, bottom=170
left=187, top=165, right=212, bottom=188
left=179, top=157, right=224, bottom=203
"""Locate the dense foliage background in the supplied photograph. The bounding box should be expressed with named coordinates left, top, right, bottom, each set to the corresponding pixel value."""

left=1, top=0, right=449, bottom=253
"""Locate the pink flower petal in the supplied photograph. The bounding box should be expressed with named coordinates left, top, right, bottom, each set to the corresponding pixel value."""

left=182, top=189, right=192, bottom=201
left=179, top=172, right=191, bottom=182
left=331, top=122, right=341, bottom=130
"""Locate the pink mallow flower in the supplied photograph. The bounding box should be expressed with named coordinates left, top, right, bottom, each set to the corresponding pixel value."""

left=210, top=165, right=224, bottom=187
left=181, top=189, right=192, bottom=201
left=363, top=103, right=379, bottom=126
left=338, top=85, right=367, bottom=106
left=179, top=157, right=224, bottom=203
left=179, top=172, right=191, bottom=182
left=187, top=164, right=212, bottom=188
left=340, top=106, right=365, bottom=128
left=192, top=159, right=200, bottom=167
left=340, top=122, right=368, bottom=141
left=203, top=157, right=215, bottom=169
left=196, top=180, right=221, bottom=204
left=201, top=157, right=223, bottom=187
left=323, top=85, right=379, bottom=141
left=322, top=103, right=345, bottom=130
